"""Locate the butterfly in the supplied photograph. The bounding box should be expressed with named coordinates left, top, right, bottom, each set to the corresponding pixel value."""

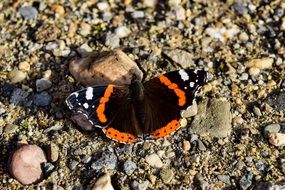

left=66, top=69, right=208, bottom=143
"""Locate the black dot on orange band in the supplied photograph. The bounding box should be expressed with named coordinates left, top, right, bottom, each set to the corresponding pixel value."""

left=108, top=132, right=111, bottom=134
left=115, top=134, right=117, bottom=137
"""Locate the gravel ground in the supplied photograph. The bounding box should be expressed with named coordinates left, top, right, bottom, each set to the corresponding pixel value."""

left=1, top=0, right=285, bottom=189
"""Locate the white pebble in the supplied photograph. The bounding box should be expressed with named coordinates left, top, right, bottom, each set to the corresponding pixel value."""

left=145, top=153, right=163, bottom=168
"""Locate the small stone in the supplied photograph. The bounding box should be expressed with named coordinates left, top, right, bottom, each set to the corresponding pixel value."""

left=8, top=69, right=27, bottom=83
left=173, top=5, right=186, bottom=20
left=182, top=140, right=191, bottom=151
left=239, top=172, right=253, bottom=190
left=123, top=160, right=137, bottom=175
left=264, top=124, right=281, bottom=138
left=36, top=78, right=52, bottom=92
left=145, top=153, right=163, bottom=168
left=253, top=106, right=262, bottom=116
left=143, top=0, right=157, bottom=7
left=246, top=58, right=273, bottom=69
left=51, top=4, right=65, bottom=15
left=77, top=43, right=93, bottom=56
left=91, top=173, right=114, bottom=190
left=4, top=124, right=19, bottom=134
left=163, top=49, right=194, bottom=68
left=91, top=151, right=117, bottom=170
left=266, top=90, right=285, bottom=111
left=10, top=88, right=29, bottom=105
left=47, top=143, right=59, bottom=162
left=79, top=22, right=91, bottom=36
left=43, top=70, right=52, bottom=79
left=33, top=91, right=52, bottom=106
left=97, top=2, right=110, bottom=11
left=19, top=6, right=38, bottom=20
left=69, top=49, right=143, bottom=86
left=18, top=61, right=30, bottom=71
left=131, top=180, right=149, bottom=190
left=248, top=67, right=260, bottom=76
left=190, top=134, right=198, bottom=142
left=104, top=32, right=120, bottom=48
left=115, top=26, right=131, bottom=38
left=217, top=175, right=231, bottom=185
left=147, top=174, right=157, bottom=184
left=268, top=133, right=285, bottom=146
left=190, top=98, right=232, bottom=138
left=239, top=73, right=249, bottom=81
left=181, top=100, right=198, bottom=118
left=42, top=162, right=55, bottom=176
left=180, top=118, right=187, bottom=128
left=131, top=11, right=144, bottom=18
left=160, top=168, right=174, bottom=184
left=197, top=140, right=206, bottom=151
left=82, top=155, right=92, bottom=164
left=239, top=32, right=249, bottom=42
left=8, top=144, right=47, bottom=185
left=69, top=160, right=79, bottom=170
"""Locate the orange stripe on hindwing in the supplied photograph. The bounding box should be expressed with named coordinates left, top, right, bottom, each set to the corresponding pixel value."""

left=103, top=127, right=137, bottom=143
left=151, top=120, right=180, bottom=139
left=159, top=76, right=186, bottom=106
left=96, top=85, right=114, bottom=123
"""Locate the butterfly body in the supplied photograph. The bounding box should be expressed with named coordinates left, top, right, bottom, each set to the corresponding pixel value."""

left=66, top=69, right=208, bottom=143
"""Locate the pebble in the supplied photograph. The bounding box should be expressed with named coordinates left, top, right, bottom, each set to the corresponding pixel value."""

left=246, top=58, right=273, bottom=69
left=217, top=175, right=231, bottom=185
left=4, top=124, right=18, bottom=134
left=91, top=173, right=114, bottom=190
left=160, top=168, right=174, bottom=184
left=181, top=100, right=198, bottom=118
left=82, top=155, right=92, bottom=164
left=266, top=90, right=285, bottom=111
left=123, top=160, right=137, bottom=175
left=77, top=43, right=93, bottom=56
left=239, top=73, right=249, bottom=81
left=18, top=61, right=30, bottom=71
left=254, top=182, right=285, bottom=190
left=182, top=140, right=191, bottom=151
left=190, top=134, right=199, bottom=142
left=51, top=4, right=65, bottom=16
left=33, top=91, right=52, bottom=106
left=239, top=172, right=253, bottom=190
left=143, top=0, right=157, bottom=8
left=173, top=5, right=186, bottom=20
left=10, top=88, right=29, bottom=105
left=145, top=153, right=163, bottom=168
left=97, top=2, right=110, bottom=11
left=104, top=32, right=120, bottom=48
left=8, top=144, right=47, bottom=185
left=69, top=49, right=143, bottom=86
left=239, top=32, right=249, bottom=42
left=248, top=67, right=260, bottom=76
left=131, top=11, right=144, bottom=18
left=197, top=140, right=207, bottom=151
left=79, top=22, right=91, bottom=36
left=131, top=180, right=149, bottom=190
left=91, top=151, right=117, bottom=170
left=253, top=106, right=262, bottom=116
left=36, top=78, right=52, bottom=92
left=115, top=26, right=131, bottom=38
left=69, top=160, right=79, bottom=170
left=190, top=98, right=232, bottom=138
left=163, top=49, right=194, bottom=68
left=8, top=69, right=27, bottom=83
left=18, top=6, right=38, bottom=20
left=43, top=162, right=55, bottom=176
left=268, top=133, right=285, bottom=146
left=263, top=123, right=280, bottom=138
left=47, top=143, right=59, bottom=162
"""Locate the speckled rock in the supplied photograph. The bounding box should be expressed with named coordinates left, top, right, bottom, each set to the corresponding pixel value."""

left=91, top=151, right=117, bottom=170
left=91, top=173, right=114, bottom=190
left=10, top=88, right=29, bottom=105
left=18, top=6, right=38, bottom=20
left=145, top=153, right=163, bottom=168
left=8, top=69, right=27, bottom=83
left=266, top=90, right=285, bottom=111
left=123, top=160, right=137, bottom=175
left=163, top=49, right=194, bottom=68
left=189, top=98, right=232, bottom=138
left=246, top=58, right=273, bottom=69
left=36, top=78, right=52, bottom=92
left=268, top=132, right=285, bottom=146
left=8, top=144, right=47, bottom=185
left=33, top=91, right=52, bottom=106
left=160, top=168, right=174, bottom=184
left=131, top=180, right=149, bottom=190
left=69, top=49, right=143, bottom=86
left=263, top=123, right=281, bottom=138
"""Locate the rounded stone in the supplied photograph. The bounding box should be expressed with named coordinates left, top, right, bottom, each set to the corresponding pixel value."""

left=47, top=143, right=59, bottom=162
left=18, top=61, right=30, bottom=71
left=8, top=69, right=27, bottom=83
left=263, top=123, right=281, bottom=137
left=145, top=153, right=163, bottom=168
left=92, top=173, right=114, bottom=190
left=123, top=160, right=137, bottom=175
left=160, top=168, right=174, bottom=184
left=8, top=144, right=47, bottom=185
left=36, top=78, right=52, bottom=92
left=33, top=91, right=52, bottom=106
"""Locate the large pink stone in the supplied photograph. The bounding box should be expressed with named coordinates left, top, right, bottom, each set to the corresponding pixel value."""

left=8, top=144, right=47, bottom=185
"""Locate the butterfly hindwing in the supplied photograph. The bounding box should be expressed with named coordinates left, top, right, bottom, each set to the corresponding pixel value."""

left=66, top=85, right=129, bottom=128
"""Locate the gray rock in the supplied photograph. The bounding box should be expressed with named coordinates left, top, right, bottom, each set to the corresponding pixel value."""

left=123, top=160, right=137, bottom=175
left=197, top=140, right=206, bottom=151
left=36, top=78, right=52, bottom=92
left=233, top=0, right=248, bottom=15
left=163, top=49, right=194, bottom=68
left=19, top=6, right=38, bottom=20
left=266, top=90, right=285, bottom=111
left=4, top=124, right=18, bottom=134
left=33, top=91, right=52, bottom=106
left=189, top=98, right=232, bottom=138
left=131, top=180, right=149, bottom=190
left=239, top=172, right=253, bottom=190
left=253, top=182, right=285, bottom=190
left=160, top=168, right=174, bottom=184
left=217, top=175, right=231, bottom=185
left=82, top=155, right=92, bottom=164
left=263, top=124, right=281, bottom=138
left=104, top=32, right=120, bottom=48
left=253, top=106, right=262, bottom=116
left=131, top=11, right=144, bottom=18
left=43, top=162, right=55, bottom=176
left=10, top=88, right=29, bottom=105
left=91, top=151, right=117, bottom=170
left=69, top=160, right=79, bottom=170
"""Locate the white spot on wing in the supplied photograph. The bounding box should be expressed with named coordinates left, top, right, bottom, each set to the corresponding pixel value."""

left=86, top=87, right=93, bottom=100
left=83, top=103, right=89, bottom=109
left=72, top=92, right=79, bottom=97
left=179, top=70, right=189, bottom=81
left=189, top=82, right=195, bottom=87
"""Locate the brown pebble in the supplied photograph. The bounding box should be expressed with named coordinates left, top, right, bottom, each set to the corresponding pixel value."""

left=69, top=49, right=143, bottom=86
left=8, top=144, right=47, bottom=185
left=51, top=4, right=65, bottom=15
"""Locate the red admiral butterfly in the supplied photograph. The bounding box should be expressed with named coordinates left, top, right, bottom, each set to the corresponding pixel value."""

left=66, top=69, right=208, bottom=143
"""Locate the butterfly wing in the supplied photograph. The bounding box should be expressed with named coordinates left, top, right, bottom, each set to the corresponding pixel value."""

left=143, top=69, right=208, bottom=139
left=66, top=85, right=129, bottom=128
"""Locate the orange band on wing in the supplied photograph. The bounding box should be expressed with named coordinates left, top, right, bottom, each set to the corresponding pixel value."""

left=151, top=119, right=180, bottom=139
left=96, top=85, right=114, bottom=123
left=103, top=127, right=137, bottom=143
left=159, top=76, right=186, bottom=106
